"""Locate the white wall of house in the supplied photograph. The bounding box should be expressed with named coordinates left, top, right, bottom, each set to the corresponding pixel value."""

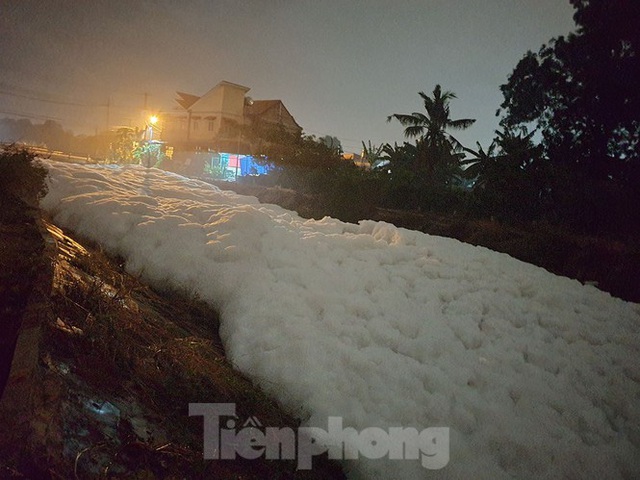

left=188, top=82, right=248, bottom=140
left=161, top=80, right=300, bottom=150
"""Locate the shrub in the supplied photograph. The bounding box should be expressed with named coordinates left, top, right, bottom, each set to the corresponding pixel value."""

left=0, top=144, right=48, bottom=205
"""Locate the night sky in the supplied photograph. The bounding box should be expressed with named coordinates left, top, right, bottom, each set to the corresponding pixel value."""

left=1, top=0, right=576, bottom=153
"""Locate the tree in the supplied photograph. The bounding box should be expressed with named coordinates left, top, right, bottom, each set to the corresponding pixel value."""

left=39, top=120, right=71, bottom=152
left=250, top=126, right=343, bottom=170
left=387, top=85, right=475, bottom=185
left=0, top=145, right=48, bottom=205
left=133, top=141, right=167, bottom=168
left=378, top=142, right=426, bottom=209
left=461, top=140, right=498, bottom=191
left=108, top=127, right=138, bottom=164
left=462, top=129, right=546, bottom=220
left=361, top=141, right=385, bottom=169
left=499, top=0, right=640, bottom=233
left=320, top=135, right=343, bottom=154
left=499, top=0, right=640, bottom=187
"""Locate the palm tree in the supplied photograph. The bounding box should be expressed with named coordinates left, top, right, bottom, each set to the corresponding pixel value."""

left=387, top=85, right=475, bottom=181
left=494, top=128, right=541, bottom=170
left=461, top=141, right=498, bottom=190
left=381, top=142, right=419, bottom=169
left=463, top=128, right=547, bottom=219
left=361, top=140, right=385, bottom=169
left=462, top=129, right=541, bottom=190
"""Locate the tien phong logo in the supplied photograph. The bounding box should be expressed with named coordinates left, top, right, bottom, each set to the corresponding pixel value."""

left=190, top=403, right=449, bottom=470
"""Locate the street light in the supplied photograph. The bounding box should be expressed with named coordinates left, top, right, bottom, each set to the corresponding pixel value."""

left=148, top=115, right=158, bottom=141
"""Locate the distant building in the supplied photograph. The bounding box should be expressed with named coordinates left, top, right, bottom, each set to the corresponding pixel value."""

left=162, top=80, right=301, bottom=159
left=342, top=152, right=364, bottom=166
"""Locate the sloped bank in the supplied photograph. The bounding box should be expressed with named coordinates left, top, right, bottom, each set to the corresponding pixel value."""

left=0, top=153, right=344, bottom=478
left=1, top=217, right=345, bottom=478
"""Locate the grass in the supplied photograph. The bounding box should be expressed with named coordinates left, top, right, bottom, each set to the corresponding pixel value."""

left=36, top=223, right=344, bottom=479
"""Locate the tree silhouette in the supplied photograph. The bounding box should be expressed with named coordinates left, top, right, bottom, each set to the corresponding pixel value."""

left=499, top=0, right=640, bottom=233
left=461, top=141, right=498, bottom=191
left=387, top=85, right=475, bottom=184
left=361, top=140, right=385, bottom=169
left=462, top=129, right=546, bottom=220
left=108, top=127, right=138, bottom=164
left=499, top=0, right=639, bottom=185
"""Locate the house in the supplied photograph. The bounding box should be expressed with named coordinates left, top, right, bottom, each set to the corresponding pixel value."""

left=161, top=81, right=301, bottom=178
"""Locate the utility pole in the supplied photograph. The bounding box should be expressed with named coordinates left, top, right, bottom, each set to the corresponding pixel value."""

left=105, top=96, right=111, bottom=132
left=94, top=126, right=99, bottom=158
left=142, top=93, right=150, bottom=137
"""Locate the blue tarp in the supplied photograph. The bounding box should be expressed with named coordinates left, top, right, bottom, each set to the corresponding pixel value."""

left=239, top=156, right=269, bottom=176
left=219, top=152, right=270, bottom=178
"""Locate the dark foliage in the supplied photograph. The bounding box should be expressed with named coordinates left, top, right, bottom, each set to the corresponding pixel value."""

left=387, top=85, right=475, bottom=188
left=244, top=126, right=380, bottom=222
left=498, top=0, right=640, bottom=235
left=0, top=117, right=113, bottom=159
left=0, top=144, right=49, bottom=207
left=462, top=129, right=548, bottom=222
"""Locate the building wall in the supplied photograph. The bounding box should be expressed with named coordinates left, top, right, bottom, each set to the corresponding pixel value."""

left=162, top=82, right=300, bottom=153
left=219, top=86, right=246, bottom=118
left=162, top=115, right=187, bottom=143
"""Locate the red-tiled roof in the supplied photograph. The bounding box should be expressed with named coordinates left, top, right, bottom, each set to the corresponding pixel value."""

left=244, top=100, right=301, bottom=130
left=244, top=100, right=281, bottom=116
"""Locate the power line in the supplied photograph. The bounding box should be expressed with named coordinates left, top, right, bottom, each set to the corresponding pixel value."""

left=0, top=84, right=149, bottom=114
left=302, top=128, right=363, bottom=143
left=0, top=89, right=106, bottom=108
left=0, top=76, right=156, bottom=105
left=0, top=109, right=61, bottom=121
